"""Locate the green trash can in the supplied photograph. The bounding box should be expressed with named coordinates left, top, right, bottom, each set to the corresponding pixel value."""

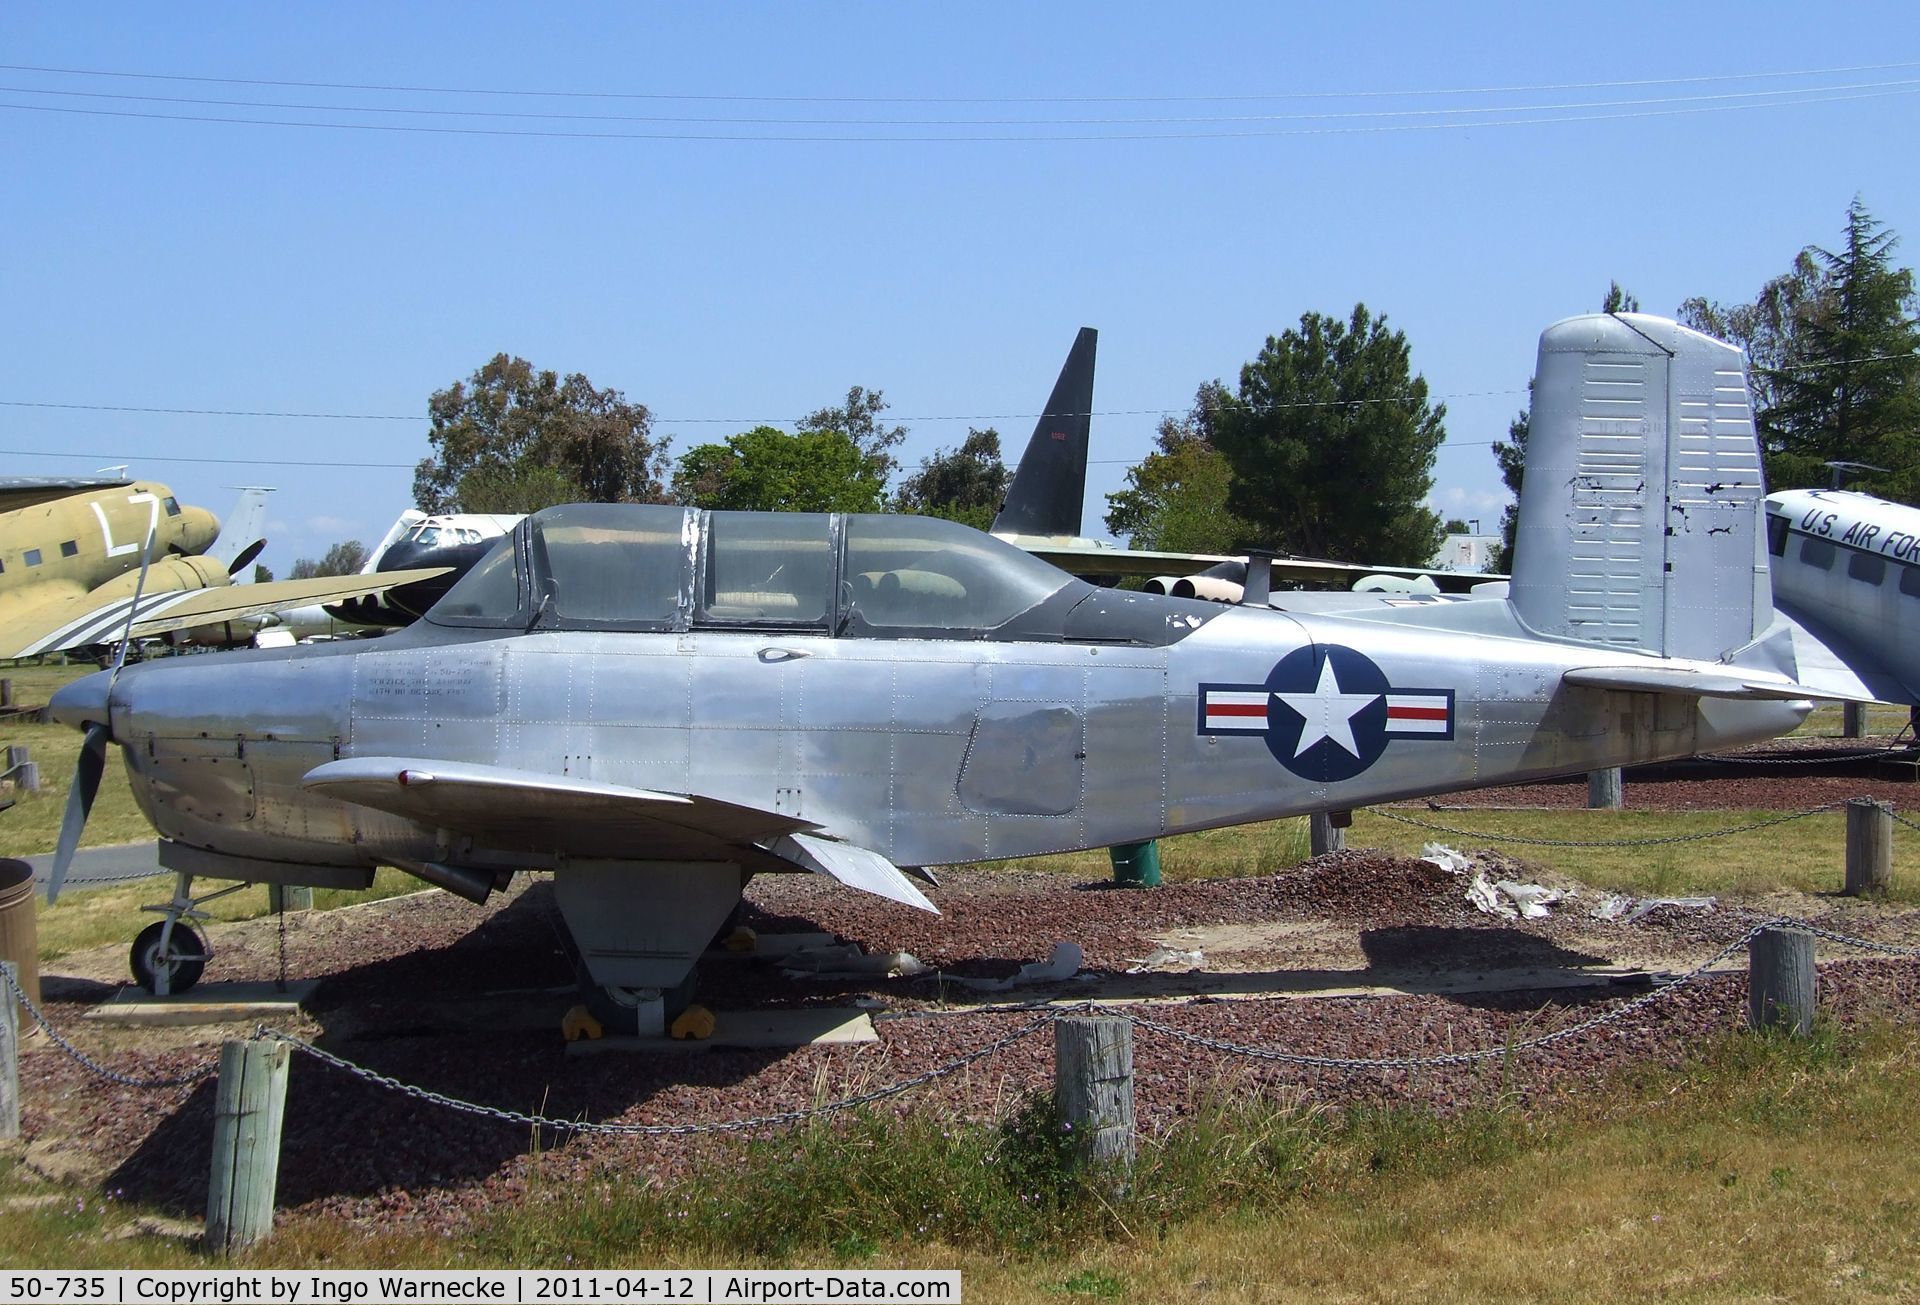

left=1108, top=840, right=1162, bottom=888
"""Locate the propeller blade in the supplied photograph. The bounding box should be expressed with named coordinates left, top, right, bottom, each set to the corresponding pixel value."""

left=49, top=723, right=108, bottom=904
left=109, top=502, right=160, bottom=685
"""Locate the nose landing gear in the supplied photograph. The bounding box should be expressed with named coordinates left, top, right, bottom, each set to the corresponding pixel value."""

left=130, top=870, right=246, bottom=995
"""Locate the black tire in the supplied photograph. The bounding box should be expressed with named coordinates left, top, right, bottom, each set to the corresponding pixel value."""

left=130, top=921, right=208, bottom=995
left=575, top=960, right=698, bottom=1037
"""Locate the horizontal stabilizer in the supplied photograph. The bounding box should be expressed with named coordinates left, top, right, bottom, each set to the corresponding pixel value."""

left=1563, top=665, right=1861, bottom=702
left=765, top=831, right=938, bottom=913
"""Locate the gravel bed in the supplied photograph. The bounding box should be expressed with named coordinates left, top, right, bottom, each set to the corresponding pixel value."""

left=15, top=759, right=1920, bottom=1237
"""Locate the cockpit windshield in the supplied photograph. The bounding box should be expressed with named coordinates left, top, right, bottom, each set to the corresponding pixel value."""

left=425, top=505, right=1089, bottom=638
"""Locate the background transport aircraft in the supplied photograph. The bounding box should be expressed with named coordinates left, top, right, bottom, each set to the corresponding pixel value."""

left=1764, top=486, right=1920, bottom=721
left=46, top=312, right=1861, bottom=1038
left=0, top=477, right=450, bottom=660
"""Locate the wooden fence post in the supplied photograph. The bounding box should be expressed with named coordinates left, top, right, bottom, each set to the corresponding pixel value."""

left=1747, top=928, right=1816, bottom=1037
left=0, top=962, right=18, bottom=1142
left=1843, top=701, right=1869, bottom=739
left=0, top=679, right=12, bottom=710
left=206, top=1039, right=290, bottom=1254
left=1054, top=1016, right=1134, bottom=1187
left=1309, top=811, right=1346, bottom=856
left=1845, top=799, right=1893, bottom=897
left=1587, top=768, right=1624, bottom=810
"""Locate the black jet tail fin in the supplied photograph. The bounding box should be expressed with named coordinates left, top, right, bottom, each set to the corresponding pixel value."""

left=992, top=327, right=1097, bottom=537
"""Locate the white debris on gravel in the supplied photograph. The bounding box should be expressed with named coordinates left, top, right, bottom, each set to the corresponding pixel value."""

left=947, top=941, right=1084, bottom=991
left=1423, top=842, right=1568, bottom=920
left=1125, top=946, right=1205, bottom=974
left=780, top=944, right=927, bottom=979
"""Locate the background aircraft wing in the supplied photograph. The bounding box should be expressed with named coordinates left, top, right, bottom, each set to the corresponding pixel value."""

left=303, top=756, right=935, bottom=909
left=0, top=567, right=451, bottom=658
left=1028, top=541, right=1491, bottom=593
left=117, top=567, right=452, bottom=638
left=0, top=475, right=133, bottom=514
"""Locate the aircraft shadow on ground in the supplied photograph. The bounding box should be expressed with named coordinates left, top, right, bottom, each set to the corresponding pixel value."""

left=105, top=885, right=797, bottom=1215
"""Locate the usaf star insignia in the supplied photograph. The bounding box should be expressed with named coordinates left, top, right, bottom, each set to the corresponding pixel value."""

left=1198, top=644, right=1454, bottom=782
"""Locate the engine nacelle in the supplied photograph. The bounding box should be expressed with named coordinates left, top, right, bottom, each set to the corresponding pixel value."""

left=91, top=553, right=231, bottom=601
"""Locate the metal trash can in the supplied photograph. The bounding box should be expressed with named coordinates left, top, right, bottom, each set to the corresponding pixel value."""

left=0, top=859, right=40, bottom=1020
left=1108, top=840, right=1162, bottom=888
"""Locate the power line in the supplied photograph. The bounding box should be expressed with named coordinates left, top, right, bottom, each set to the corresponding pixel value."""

left=5, top=59, right=1914, bottom=105
left=5, top=84, right=1913, bottom=142
left=0, top=389, right=1531, bottom=425
left=7, top=77, right=1915, bottom=127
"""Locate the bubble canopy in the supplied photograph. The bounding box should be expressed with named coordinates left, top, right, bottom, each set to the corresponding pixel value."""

left=425, top=504, right=1098, bottom=639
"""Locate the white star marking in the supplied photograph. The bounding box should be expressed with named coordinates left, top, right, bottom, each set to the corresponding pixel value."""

left=1273, top=657, right=1379, bottom=759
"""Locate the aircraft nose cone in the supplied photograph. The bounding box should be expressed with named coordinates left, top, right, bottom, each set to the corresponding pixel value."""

left=49, top=670, right=113, bottom=733
left=183, top=506, right=221, bottom=554
left=376, top=541, right=427, bottom=573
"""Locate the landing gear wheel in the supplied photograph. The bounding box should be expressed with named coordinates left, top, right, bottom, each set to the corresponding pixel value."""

left=130, top=921, right=208, bottom=995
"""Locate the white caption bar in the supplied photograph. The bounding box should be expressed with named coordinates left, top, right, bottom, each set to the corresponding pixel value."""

left=0, top=1271, right=962, bottom=1304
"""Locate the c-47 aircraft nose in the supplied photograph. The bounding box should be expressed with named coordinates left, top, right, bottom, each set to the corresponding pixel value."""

left=49, top=669, right=113, bottom=733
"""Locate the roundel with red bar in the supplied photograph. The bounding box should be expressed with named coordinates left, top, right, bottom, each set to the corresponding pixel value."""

left=1197, top=644, right=1454, bottom=782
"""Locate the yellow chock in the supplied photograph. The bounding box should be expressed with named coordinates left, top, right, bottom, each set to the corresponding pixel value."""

left=723, top=926, right=758, bottom=953
left=670, top=1004, right=717, bottom=1041
left=562, top=1005, right=604, bottom=1042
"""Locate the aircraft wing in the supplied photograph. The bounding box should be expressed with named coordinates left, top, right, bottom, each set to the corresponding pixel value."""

left=302, top=756, right=938, bottom=911
left=0, top=567, right=451, bottom=659
left=0, top=475, right=133, bottom=514
left=1023, top=541, right=1492, bottom=593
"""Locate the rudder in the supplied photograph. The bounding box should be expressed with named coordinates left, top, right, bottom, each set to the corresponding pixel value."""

left=1508, top=313, right=1769, bottom=660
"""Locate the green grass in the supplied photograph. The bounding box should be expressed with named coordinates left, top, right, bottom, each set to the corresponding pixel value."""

left=1794, top=701, right=1913, bottom=738
left=963, top=802, right=1917, bottom=904
left=1350, top=804, right=1920, bottom=903
left=0, top=662, right=150, bottom=858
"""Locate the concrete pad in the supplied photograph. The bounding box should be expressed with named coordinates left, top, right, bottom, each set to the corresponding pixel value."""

left=82, top=980, right=318, bottom=1026
left=567, top=1007, right=877, bottom=1056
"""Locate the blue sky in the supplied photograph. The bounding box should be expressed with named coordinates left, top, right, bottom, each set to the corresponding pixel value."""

left=4, top=4, right=1918, bottom=566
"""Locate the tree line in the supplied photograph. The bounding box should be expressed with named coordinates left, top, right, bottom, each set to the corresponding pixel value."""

left=305, top=197, right=1920, bottom=576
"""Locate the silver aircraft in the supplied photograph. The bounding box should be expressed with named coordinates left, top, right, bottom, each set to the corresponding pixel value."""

left=47, top=312, right=1849, bottom=1034
left=1764, top=485, right=1920, bottom=719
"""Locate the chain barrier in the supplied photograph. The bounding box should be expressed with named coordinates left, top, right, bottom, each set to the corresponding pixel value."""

left=253, top=1011, right=1054, bottom=1137
left=1373, top=801, right=1848, bottom=848
left=0, top=964, right=216, bottom=1090
left=1888, top=807, right=1920, bottom=837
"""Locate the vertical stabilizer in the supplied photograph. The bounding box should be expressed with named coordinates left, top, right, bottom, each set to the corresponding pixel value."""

left=1509, top=313, right=1769, bottom=660
left=992, top=327, right=1097, bottom=537
left=206, top=487, right=273, bottom=579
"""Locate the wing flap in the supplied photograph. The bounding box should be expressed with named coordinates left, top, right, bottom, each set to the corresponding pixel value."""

left=765, top=831, right=938, bottom=913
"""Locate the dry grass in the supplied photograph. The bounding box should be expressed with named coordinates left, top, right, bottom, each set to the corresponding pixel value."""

left=2, top=1024, right=1912, bottom=1301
